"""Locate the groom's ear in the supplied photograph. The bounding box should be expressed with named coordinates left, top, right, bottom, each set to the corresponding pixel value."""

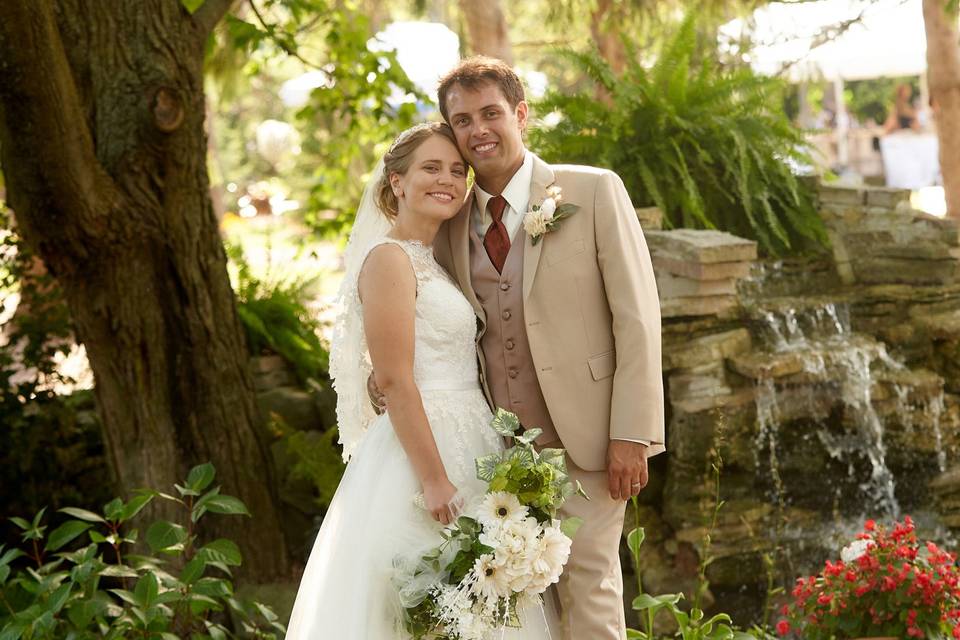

left=515, top=100, right=529, bottom=131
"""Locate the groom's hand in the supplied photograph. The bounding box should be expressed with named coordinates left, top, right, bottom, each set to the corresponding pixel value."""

left=366, top=372, right=386, bottom=415
left=606, top=440, right=649, bottom=501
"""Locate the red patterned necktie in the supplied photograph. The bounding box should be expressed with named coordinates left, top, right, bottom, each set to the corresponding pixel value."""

left=483, top=195, right=510, bottom=273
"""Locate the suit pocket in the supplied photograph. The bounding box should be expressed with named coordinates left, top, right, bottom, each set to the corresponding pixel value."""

left=587, top=350, right=616, bottom=381
left=546, top=238, right=585, bottom=265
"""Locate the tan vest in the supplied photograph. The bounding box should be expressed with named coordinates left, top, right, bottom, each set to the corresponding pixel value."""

left=470, top=228, right=558, bottom=444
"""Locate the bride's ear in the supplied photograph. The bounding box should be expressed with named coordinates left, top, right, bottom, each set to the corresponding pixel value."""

left=390, top=173, right=403, bottom=197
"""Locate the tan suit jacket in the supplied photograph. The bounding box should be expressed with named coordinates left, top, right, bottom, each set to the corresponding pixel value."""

left=435, top=153, right=665, bottom=472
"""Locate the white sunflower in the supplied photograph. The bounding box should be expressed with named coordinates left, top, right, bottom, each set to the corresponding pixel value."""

left=476, top=491, right=529, bottom=530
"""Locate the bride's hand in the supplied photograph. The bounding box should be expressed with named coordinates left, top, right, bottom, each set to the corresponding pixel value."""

left=422, top=477, right=463, bottom=526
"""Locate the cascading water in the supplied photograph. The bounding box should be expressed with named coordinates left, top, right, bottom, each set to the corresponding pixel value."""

left=751, top=302, right=905, bottom=519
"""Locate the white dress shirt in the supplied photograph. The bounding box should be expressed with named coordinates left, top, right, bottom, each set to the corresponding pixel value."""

left=470, top=150, right=650, bottom=449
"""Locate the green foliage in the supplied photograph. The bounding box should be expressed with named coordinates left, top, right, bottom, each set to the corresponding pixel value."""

left=0, top=463, right=284, bottom=639
left=228, top=245, right=328, bottom=384
left=206, top=0, right=426, bottom=236
left=529, top=13, right=829, bottom=256
left=285, top=428, right=345, bottom=512
left=0, top=205, right=114, bottom=535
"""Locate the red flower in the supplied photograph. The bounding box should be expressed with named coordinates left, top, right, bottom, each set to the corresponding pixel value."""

left=865, top=519, right=876, bottom=531
left=817, top=593, right=833, bottom=605
left=776, top=620, right=790, bottom=636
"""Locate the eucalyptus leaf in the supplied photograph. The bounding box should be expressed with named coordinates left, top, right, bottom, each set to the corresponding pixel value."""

left=490, top=409, right=521, bottom=436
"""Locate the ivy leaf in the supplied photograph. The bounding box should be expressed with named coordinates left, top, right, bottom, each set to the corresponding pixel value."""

left=490, top=409, right=521, bottom=436
left=475, top=453, right=501, bottom=482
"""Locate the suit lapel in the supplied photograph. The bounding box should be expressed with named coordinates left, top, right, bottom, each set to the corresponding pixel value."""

left=522, top=155, right=555, bottom=301
left=451, top=192, right=484, bottom=321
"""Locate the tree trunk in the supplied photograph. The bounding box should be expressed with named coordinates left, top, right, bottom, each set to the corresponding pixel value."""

left=457, top=0, right=513, bottom=65
left=923, top=0, right=960, bottom=218
left=0, top=0, right=290, bottom=579
left=591, top=0, right=627, bottom=75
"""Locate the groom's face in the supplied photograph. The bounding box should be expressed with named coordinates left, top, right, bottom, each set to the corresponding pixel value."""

left=444, top=81, right=527, bottom=190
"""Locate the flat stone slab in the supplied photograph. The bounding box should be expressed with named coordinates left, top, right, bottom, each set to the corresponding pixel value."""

left=914, top=310, right=960, bottom=339
left=653, top=255, right=753, bottom=281
left=656, top=272, right=737, bottom=298
left=728, top=351, right=808, bottom=380
left=663, top=329, right=752, bottom=370
left=636, top=206, right=663, bottom=230
left=660, top=294, right=738, bottom=318
left=645, top=229, right=757, bottom=264
left=818, top=183, right=866, bottom=206
left=865, top=186, right=911, bottom=209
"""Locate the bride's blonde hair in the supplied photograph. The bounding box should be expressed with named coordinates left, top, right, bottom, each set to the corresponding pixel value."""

left=375, top=122, right=461, bottom=219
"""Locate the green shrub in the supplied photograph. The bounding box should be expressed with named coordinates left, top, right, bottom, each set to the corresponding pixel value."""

left=0, top=463, right=285, bottom=639
left=528, top=13, right=829, bottom=257
left=0, top=206, right=114, bottom=534
left=227, top=245, right=328, bottom=385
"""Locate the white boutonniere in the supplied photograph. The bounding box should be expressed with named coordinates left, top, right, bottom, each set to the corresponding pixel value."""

left=523, top=184, right=580, bottom=246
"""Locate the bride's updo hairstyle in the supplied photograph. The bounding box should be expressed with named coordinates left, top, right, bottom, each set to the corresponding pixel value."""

left=375, top=122, right=460, bottom=219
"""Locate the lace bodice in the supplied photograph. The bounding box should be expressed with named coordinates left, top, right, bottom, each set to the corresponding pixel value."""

left=362, top=238, right=480, bottom=391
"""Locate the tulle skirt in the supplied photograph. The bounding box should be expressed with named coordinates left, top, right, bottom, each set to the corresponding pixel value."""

left=284, top=387, right=558, bottom=639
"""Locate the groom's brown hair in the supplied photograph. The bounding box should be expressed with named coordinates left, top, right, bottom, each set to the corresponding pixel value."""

left=437, top=56, right=526, bottom=123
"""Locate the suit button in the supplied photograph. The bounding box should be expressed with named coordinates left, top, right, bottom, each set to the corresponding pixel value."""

left=502, top=310, right=511, bottom=320
left=505, top=339, right=515, bottom=350
left=500, top=282, right=510, bottom=291
left=508, top=369, right=519, bottom=379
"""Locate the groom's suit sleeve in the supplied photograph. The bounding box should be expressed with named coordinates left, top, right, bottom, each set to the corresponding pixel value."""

left=593, top=170, right=665, bottom=449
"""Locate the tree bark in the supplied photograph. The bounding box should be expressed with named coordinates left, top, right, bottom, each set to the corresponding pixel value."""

left=457, top=0, right=513, bottom=65
left=591, top=0, right=627, bottom=75
left=0, top=0, right=289, bottom=578
left=923, top=0, right=960, bottom=218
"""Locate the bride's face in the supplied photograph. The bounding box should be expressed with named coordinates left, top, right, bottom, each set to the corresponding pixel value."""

left=392, top=135, right=467, bottom=222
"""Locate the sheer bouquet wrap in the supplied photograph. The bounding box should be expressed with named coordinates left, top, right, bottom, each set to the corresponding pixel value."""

left=394, top=409, right=587, bottom=640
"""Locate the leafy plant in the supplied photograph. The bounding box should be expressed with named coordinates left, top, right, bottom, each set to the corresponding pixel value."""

left=778, top=517, right=960, bottom=639
left=0, top=462, right=285, bottom=639
left=625, top=429, right=760, bottom=639
left=0, top=205, right=114, bottom=535
left=529, top=12, right=829, bottom=257
left=228, top=244, right=328, bottom=384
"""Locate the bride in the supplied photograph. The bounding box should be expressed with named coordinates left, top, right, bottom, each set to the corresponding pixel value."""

left=284, top=122, right=558, bottom=639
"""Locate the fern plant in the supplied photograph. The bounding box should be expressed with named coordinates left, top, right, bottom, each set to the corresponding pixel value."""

left=227, top=245, right=328, bottom=384
left=529, top=13, right=828, bottom=256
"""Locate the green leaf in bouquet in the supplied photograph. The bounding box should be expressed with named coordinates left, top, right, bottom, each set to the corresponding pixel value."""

left=516, top=428, right=542, bottom=445
left=45, top=521, right=92, bottom=552
left=560, top=517, right=583, bottom=538
left=491, top=409, right=521, bottom=437
left=489, top=476, right=508, bottom=492
left=507, top=446, right=534, bottom=468
left=538, top=448, right=566, bottom=468
left=575, top=480, right=590, bottom=500
left=475, top=453, right=501, bottom=482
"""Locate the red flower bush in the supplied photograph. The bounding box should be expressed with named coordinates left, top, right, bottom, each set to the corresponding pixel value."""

left=777, top=517, right=960, bottom=639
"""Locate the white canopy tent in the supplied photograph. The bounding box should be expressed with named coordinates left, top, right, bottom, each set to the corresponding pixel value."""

left=723, top=0, right=930, bottom=175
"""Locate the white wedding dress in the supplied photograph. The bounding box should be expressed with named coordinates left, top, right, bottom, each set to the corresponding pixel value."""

left=285, top=238, right=558, bottom=639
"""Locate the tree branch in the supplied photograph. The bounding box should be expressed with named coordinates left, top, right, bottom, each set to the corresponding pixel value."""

left=0, top=0, right=119, bottom=261
left=193, top=0, right=237, bottom=36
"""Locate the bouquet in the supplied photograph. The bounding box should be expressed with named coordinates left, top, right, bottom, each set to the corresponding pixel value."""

left=777, top=516, right=960, bottom=639
left=396, top=409, right=586, bottom=640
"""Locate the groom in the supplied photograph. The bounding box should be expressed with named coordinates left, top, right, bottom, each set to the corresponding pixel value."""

left=433, top=57, right=665, bottom=639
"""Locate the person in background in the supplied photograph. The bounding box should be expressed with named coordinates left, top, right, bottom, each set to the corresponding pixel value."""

left=883, top=83, right=921, bottom=134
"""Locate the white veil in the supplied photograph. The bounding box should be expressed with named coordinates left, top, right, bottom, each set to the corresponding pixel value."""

left=329, top=157, right=393, bottom=461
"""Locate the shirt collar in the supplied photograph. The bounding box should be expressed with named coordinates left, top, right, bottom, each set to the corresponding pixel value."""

left=474, top=150, right=534, bottom=218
